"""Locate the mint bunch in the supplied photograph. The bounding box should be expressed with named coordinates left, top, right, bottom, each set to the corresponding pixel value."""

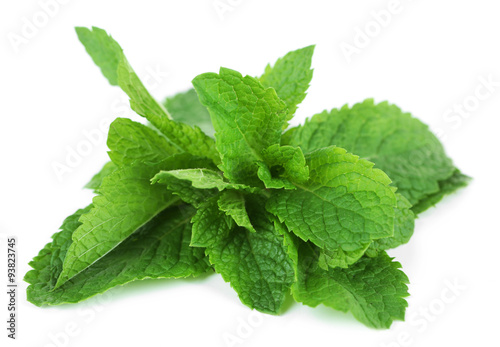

left=25, top=27, right=469, bottom=329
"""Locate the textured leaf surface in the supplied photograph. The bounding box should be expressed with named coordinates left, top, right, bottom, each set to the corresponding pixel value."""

left=55, top=161, right=179, bottom=288
left=205, top=200, right=295, bottom=314
left=192, top=67, right=288, bottom=185
left=76, top=26, right=219, bottom=164
left=26, top=206, right=209, bottom=306
left=256, top=162, right=296, bottom=190
left=293, top=242, right=409, bottom=329
left=164, top=88, right=215, bottom=137
left=267, top=146, right=396, bottom=268
left=259, top=45, right=315, bottom=118
left=25, top=206, right=92, bottom=292
left=107, top=117, right=179, bottom=166
left=152, top=168, right=258, bottom=193
left=218, top=190, right=255, bottom=232
left=284, top=99, right=458, bottom=206
left=190, top=195, right=234, bottom=247
left=262, top=144, right=309, bottom=184
left=369, top=194, right=415, bottom=253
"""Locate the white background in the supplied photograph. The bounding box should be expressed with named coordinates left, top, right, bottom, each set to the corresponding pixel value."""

left=1, top=1, right=499, bottom=346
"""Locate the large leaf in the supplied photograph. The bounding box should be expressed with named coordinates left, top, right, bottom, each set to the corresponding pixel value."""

left=75, top=26, right=219, bottom=164
left=192, top=67, right=288, bottom=185
left=267, top=146, right=396, bottom=268
left=283, top=99, right=461, bottom=208
left=26, top=205, right=209, bottom=306
left=292, top=241, right=409, bottom=329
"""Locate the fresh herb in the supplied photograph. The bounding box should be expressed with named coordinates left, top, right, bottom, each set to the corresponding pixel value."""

left=25, top=27, right=469, bottom=328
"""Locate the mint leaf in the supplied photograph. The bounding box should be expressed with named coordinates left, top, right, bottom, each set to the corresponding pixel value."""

left=256, top=162, right=296, bottom=190
left=261, top=144, right=309, bottom=184
left=260, top=45, right=315, bottom=119
left=164, top=89, right=215, bottom=137
left=84, top=161, right=117, bottom=191
left=75, top=26, right=220, bottom=164
left=205, top=200, right=295, bottom=314
left=55, top=161, right=180, bottom=288
left=283, top=99, right=459, bottom=207
left=192, top=68, right=288, bottom=185
left=191, top=195, right=233, bottom=247
left=26, top=205, right=209, bottom=306
left=292, top=241, right=409, bottom=329
left=218, top=190, right=255, bottom=233
left=25, top=205, right=93, bottom=291
left=267, top=146, right=397, bottom=268
left=412, top=169, right=471, bottom=214
left=152, top=168, right=257, bottom=192
left=75, top=26, right=122, bottom=86
left=368, top=193, right=415, bottom=254
left=107, top=117, right=180, bottom=166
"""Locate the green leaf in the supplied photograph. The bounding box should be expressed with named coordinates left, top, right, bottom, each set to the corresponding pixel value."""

left=292, top=242, right=409, bottom=329
left=368, top=193, right=415, bottom=254
left=84, top=161, right=118, bottom=191
left=283, top=99, right=459, bottom=206
left=75, top=26, right=219, bottom=164
left=412, top=169, right=471, bottom=214
left=256, top=162, right=296, bottom=190
left=26, top=205, right=209, bottom=306
left=262, top=144, right=309, bottom=184
left=75, top=26, right=122, bottom=86
left=164, top=89, right=215, bottom=137
left=152, top=168, right=258, bottom=193
left=205, top=200, right=295, bottom=314
left=259, top=45, right=315, bottom=119
left=218, top=190, right=255, bottom=232
left=55, top=161, right=180, bottom=288
left=25, top=205, right=93, bottom=291
left=117, top=59, right=220, bottom=164
left=266, top=146, right=397, bottom=268
left=190, top=195, right=234, bottom=247
left=107, top=117, right=179, bottom=166
left=192, top=67, right=288, bottom=185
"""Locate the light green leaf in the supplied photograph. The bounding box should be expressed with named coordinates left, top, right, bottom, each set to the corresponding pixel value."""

left=368, top=193, right=415, bottom=254
left=262, top=144, right=309, bottom=184
left=260, top=45, right=315, bottom=119
left=218, top=190, right=255, bottom=232
left=205, top=200, right=295, bottom=314
left=283, top=99, right=460, bottom=206
left=84, top=161, right=118, bottom=192
left=152, top=168, right=258, bottom=193
left=192, top=67, right=288, bottom=185
left=26, top=205, right=209, bottom=306
left=107, top=117, right=179, bottom=166
left=293, top=242, right=409, bottom=329
left=75, top=26, right=122, bottom=86
left=164, top=89, right=215, bottom=137
left=256, top=162, right=296, bottom=190
left=55, top=161, right=180, bottom=288
left=75, top=26, right=219, bottom=164
left=266, top=146, right=397, bottom=268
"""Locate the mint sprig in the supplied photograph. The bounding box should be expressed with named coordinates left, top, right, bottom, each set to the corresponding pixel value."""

left=25, top=27, right=469, bottom=328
